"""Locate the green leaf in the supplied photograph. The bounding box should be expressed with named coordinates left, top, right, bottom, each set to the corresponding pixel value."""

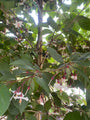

left=10, top=54, right=33, bottom=70
left=25, top=113, right=37, bottom=120
left=0, top=72, right=16, bottom=81
left=0, top=1, right=16, bottom=10
left=8, top=103, right=19, bottom=115
left=7, top=114, right=16, bottom=120
left=47, top=47, right=63, bottom=63
left=42, top=115, right=48, bottom=120
left=75, top=67, right=89, bottom=83
left=70, top=52, right=81, bottom=61
left=75, top=60, right=90, bottom=67
left=42, top=29, right=52, bottom=35
left=42, top=72, right=53, bottom=85
left=64, top=111, right=83, bottom=120
left=35, top=77, right=50, bottom=95
left=57, top=91, right=69, bottom=104
left=35, top=104, right=44, bottom=111
left=77, top=16, right=90, bottom=31
left=78, top=52, right=90, bottom=61
left=66, top=43, right=72, bottom=54
left=47, top=17, right=58, bottom=30
left=13, top=99, right=28, bottom=114
left=48, top=116, right=56, bottom=120
left=10, top=59, right=34, bottom=70
left=0, top=84, right=10, bottom=116
left=51, top=92, right=61, bottom=107
left=0, top=59, right=10, bottom=73
left=86, top=89, right=90, bottom=109
left=44, top=100, right=51, bottom=111
left=61, top=4, right=70, bottom=11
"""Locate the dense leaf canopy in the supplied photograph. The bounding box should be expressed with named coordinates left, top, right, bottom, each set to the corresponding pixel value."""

left=0, top=0, right=90, bottom=120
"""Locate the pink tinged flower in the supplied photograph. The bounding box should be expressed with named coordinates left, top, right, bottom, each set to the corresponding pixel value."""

left=16, top=116, right=18, bottom=119
left=39, top=95, right=44, bottom=105
left=36, top=70, right=39, bottom=73
left=25, top=86, right=30, bottom=95
left=14, top=21, right=23, bottom=28
left=27, top=86, right=30, bottom=90
left=71, top=73, right=74, bottom=79
left=10, top=90, right=29, bottom=103
left=74, top=74, right=77, bottom=80
left=64, top=71, right=67, bottom=76
left=51, top=76, right=54, bottom=80
left=57, top=79, right=60, bottom=84
left=61, top=76, right=66, bottom=82
left=66, top=65, right=69, bottom=68
left=26, top=71, right=29, bottom=74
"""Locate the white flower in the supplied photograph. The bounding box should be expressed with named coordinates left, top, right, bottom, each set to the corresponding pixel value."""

left=13, top=21, right=23, bottom=28
left=10, top=90, right=29, bottom=103
left=71, top=73, right=74, bottom=79
left=14, top=96, right=29, bottom=101
left=61, top=76, right=66, bottom=82
left=54, top=83, right=68, bottom=91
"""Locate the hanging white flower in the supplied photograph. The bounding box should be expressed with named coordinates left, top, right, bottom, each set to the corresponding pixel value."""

left=54, top=82, right=68, bottom=92
left=10, top=90, right=29, bottom=104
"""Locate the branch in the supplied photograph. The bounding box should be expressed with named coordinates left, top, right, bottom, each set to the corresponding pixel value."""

left=36, top=0, right=43, bottom=50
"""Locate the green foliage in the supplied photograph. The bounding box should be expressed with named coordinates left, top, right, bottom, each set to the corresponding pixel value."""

left=44, top=100, right=52, bottom=111
left=10, top=54, right=34, bottom=71
left=25, top=113, right=37, bottom=120
left=78, top=16, right=90, bottom=31
left=57, top=91, right=69, bottom=104
left=8, top=102, right=19, bottom=115
left=0, top=0, right=90, bottom=119
left=51, top=92, right=61, bottom=107
left=42, top=29, right=52, bottom=35
left=35, top=77, right=50, bottom=95
left=0, top=84, right=10, bottom=116
left=47, top=17, right=58, bottom=30
left=12, top=99, right=28, bottom=114
left=64, top=111, right=83, bottom=120
left=0, top=1, right=17, bottom=10
left=47, top=47, right=63, bottom=63
left=86, top=89, right=90, bottom=109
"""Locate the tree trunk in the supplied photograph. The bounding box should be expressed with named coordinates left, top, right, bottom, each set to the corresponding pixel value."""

left=36, top=0, right=43, bottom=120
left=36, top=0, right=43, bottom=69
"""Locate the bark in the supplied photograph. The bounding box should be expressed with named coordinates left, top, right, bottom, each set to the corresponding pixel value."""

left=36, top=0, right=43, bottom=120
left=36, top=0, right=43, bottom=68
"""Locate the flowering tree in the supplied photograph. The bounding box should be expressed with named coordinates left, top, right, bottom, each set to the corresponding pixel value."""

left=0, top=0, right=90, bottom=120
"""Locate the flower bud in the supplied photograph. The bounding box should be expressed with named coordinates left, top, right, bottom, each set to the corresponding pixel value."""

left=27, top=86, right=30, bottom=90
left=26, top=71, right=29, bottom=73
left=74, top=73, right=77, bottom=80
left=56, top=79, right=60, bottom=84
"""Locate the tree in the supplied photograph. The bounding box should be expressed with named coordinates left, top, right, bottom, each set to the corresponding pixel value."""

left=0, top=0, right=90, bottom=120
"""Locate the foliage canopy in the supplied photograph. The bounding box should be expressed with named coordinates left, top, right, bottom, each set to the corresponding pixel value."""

left=0, top=0, right=90, bottom=120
